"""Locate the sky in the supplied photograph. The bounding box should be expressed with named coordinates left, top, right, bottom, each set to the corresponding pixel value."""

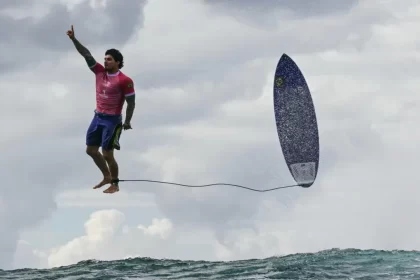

left=1, top=0, right=420, bottom=270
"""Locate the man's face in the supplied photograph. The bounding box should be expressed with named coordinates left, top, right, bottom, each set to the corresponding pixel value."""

left=104, top=54, right=119, bottom=70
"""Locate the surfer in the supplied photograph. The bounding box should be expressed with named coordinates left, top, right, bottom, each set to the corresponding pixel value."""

left=66, top=25, right=136, bottom=194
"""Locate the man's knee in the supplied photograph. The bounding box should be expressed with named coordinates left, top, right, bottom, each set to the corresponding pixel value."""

left=102, top=149, right=115, bottom=163
left=86, top=146, right=99, bottom=157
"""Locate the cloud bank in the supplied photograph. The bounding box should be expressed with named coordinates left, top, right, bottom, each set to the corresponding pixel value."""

left=2, top=0, right=420, bottom=270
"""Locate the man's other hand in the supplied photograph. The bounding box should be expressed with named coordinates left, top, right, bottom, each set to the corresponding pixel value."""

left=123, top=123, right=132, bottom=130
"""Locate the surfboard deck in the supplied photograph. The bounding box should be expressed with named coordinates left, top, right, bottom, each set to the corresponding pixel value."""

left=273, top=53, right=319, bottom=187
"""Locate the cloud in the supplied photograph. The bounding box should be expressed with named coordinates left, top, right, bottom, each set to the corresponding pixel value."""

left=203, top=0, right=359, bottom=18
left=4, top=0, right=420, bottom=270
left=46, top=210, right=175, bottom=267
left=201, top=0, right=363, bottom=33
left=55, top=189, right=155, bottom=208
left=13, top=240, right=47, bottom=269
left=0, top=0, right=148, bottom=269
left=18, top=209, right=299, bottom=268
left=0, top=0, right=147, bottom=74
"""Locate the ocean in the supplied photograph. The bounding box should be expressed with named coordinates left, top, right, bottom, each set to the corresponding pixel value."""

left=1, top=248, right=419, bottom=279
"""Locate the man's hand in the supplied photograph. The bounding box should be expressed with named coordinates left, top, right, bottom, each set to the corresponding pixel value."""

left=66, top=25, right=75, bottom=40
left=123, top=123, right=132, bottom=130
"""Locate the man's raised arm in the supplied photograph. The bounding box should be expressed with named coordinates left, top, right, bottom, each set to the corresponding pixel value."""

left=66, top=25, right=97, bottom=68
left=72, top=38, right=97, bottom=68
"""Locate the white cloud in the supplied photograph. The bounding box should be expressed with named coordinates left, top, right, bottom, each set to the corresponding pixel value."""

left=137, top=218, right=172, bottom=239
left=45, top=210, right=174, bottom=267
left=20, top=209, right=302, bottom=268
left=46, top=210, right=123, bottom=267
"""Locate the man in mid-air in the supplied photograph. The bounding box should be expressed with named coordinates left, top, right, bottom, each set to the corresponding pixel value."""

left=66, top=25, right=136, bottom=194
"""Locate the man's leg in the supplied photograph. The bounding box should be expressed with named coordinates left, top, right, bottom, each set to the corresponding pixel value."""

left=102, top=119, right=123, bottom=194
left=102, top=148, right=119, bottom=193
left=86, top=146, right=112, bottom=189
left=86, top=115, right=112, bottom=189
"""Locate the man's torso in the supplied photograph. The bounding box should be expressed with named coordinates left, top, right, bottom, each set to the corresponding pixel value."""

left=90, top=63, right=134, bottom=115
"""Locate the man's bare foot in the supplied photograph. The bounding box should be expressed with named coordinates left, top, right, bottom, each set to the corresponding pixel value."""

left=103, top=184, right=119, bottom=194
left=93, top=177, right=112, bottom=189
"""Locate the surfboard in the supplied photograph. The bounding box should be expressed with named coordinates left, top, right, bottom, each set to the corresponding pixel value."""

left=273, top=53, right=319, bottom=187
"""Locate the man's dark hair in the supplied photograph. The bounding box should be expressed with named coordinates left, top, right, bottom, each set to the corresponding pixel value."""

left=105, top=48, right=124, bottom=69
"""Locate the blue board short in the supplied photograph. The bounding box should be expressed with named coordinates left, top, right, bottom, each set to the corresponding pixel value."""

left=86, top=111, right=123, bottom=150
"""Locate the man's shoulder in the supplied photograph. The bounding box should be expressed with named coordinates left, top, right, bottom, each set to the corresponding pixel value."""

left=119, top=72, right=134, bottom=85
left=118, top=71, right=135, bottom=95
left=119, top=71, right=133, bottom=81
left=90, top=62, right=105, bottom=74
